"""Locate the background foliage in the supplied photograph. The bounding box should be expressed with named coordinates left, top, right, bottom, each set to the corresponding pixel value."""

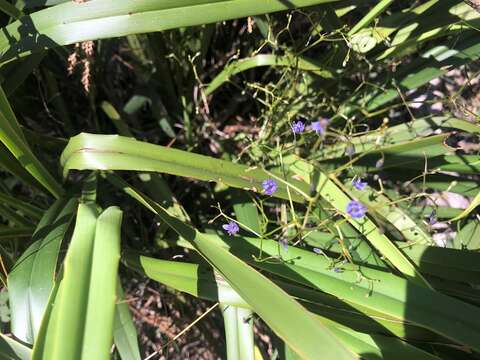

left=0, top=0, right=479, bottom=359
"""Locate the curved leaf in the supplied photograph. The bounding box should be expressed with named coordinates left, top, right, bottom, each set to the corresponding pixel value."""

left=0, top=0, right=342, bottom=65
left=61, top=133, right=309, bottom=203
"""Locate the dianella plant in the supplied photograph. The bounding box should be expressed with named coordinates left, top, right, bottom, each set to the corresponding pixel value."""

left=0, top=0, right=479, bottom=359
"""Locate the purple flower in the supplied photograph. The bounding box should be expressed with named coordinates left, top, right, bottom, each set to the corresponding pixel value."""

left=352, top=178, right=367, bottom=191
left=222, top=221, right=239, bottom=236
left=311, top=117, right=329, bottom=135
left=262, top=179, right=278, bottom=195
left=310, top=121, right=325, bottom=135
left=291, top=121, right=305, bottom=134
left=280, top=238, right=289, bottom=251
left=313, top=247, right=322, bottom=255
left=346, top=200, right=367, bottom=219
left=332, top=267, right=342, bottom=273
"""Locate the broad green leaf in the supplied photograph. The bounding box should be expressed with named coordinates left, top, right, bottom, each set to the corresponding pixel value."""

left=123, top=252, right=411, bottom=339
left=31, top=204, right=96, bottom=359
left=0, top=0, right=343, bottom=65
left=208, top=234, right=480, bottom=350
left=61, top=133, right=310, bottom=203
left=399, top=242, right=480, bottom=283
left=375, top=2, right=480, bottom=60
left=329, top=327, right=440, bottom=360
left=128, top=223, right=480, bottom=347
left=348, top=0, right=394, bottom=36
left=34, top=205, right=122, bottom=360
left=8, top=197, right=77, bottom=344
left=406, top=206, right=462, bottom=219
left=322, top=134, right=451, bottom=174
left=81, top=206, right=123, bottom=359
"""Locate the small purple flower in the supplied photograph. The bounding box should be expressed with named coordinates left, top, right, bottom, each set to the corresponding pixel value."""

left=346, top=200, right=367, bottom=219
left=313, top=247, right=322, bottom=255
left=262, top=179, right=278, bottom=196
left=332, top=267, right=342, bottom=273
left=222, top=221, right=239, bottom=236
left=352, top=178, right=367, bottom=191
left=291, top=120, right=305, bottom=134
left=310, top=121, right=325, bottom=135
left=280, top=238, right=289, bottom=251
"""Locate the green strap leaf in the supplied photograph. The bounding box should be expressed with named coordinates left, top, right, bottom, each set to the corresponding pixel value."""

left=33, top=205, right=123, bottom=360
left=32, top=203, right=97, bottom=359
left=61, top=133, right=309, bottom=203
left=81, top=206, right=123, bottom=358
left=0, top=0, right=342, bottom=65
left=8, top=197, right=77, bottom=344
